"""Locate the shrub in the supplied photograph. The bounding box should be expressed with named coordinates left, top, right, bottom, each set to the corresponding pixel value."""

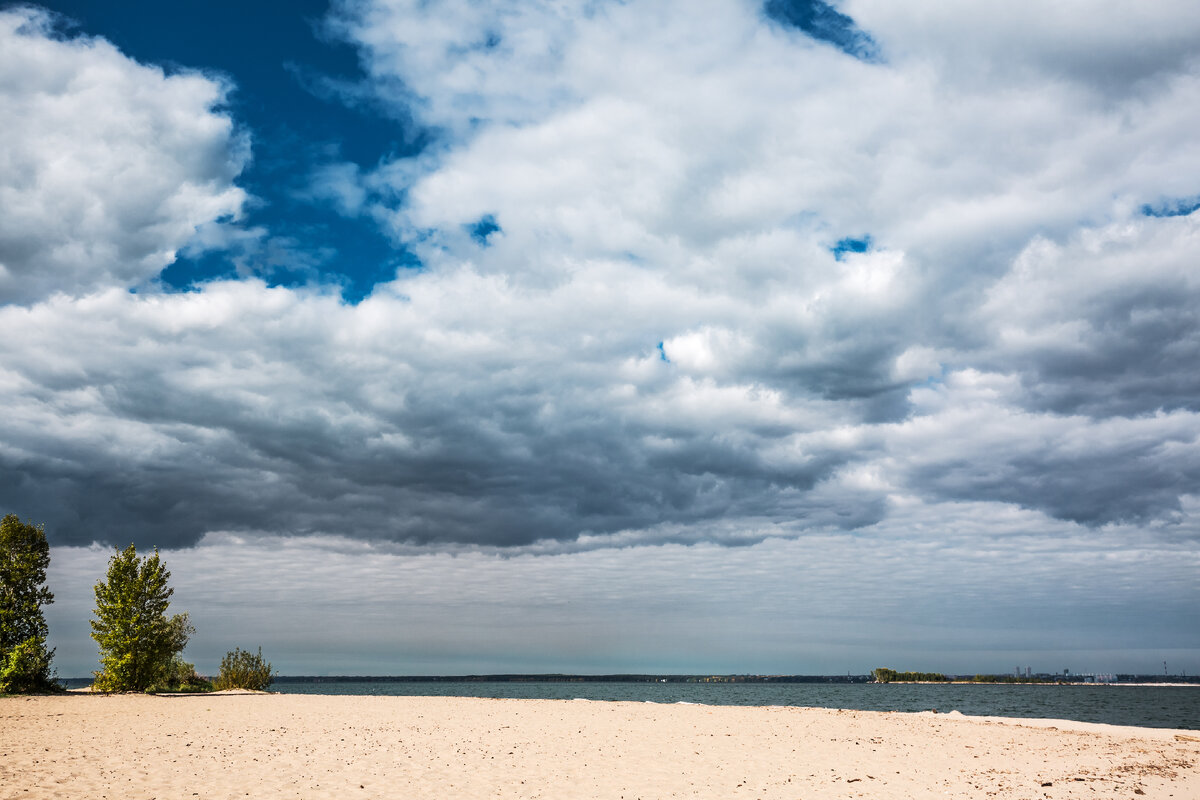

left=213, top=647, right=276, bottom=691
left=147, top=656, right=213, bottom=693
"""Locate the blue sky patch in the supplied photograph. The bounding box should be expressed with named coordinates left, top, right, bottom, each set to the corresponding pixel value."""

left=468, top=214, right=502, bottom=246
left=1141, top=196, right=1200, bottom=218
left=831, top=235, right=872, bottom=261
left=763, top=0, right=880, bottom=61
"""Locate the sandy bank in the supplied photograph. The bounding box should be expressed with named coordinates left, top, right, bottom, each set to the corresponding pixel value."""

left=2, top=694, right=1197, bottom=799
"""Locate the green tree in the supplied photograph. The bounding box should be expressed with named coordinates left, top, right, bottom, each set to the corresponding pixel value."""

left=213, top=646, right=276, bottom=691
left=91, top=544, right=193, bottom=692
left=0, top=514, right=57, bottom=693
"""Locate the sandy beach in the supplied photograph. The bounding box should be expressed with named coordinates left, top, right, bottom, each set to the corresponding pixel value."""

left=2, top=694, right=1197, bottom=799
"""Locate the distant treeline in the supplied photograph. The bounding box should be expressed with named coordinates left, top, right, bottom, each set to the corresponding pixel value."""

left=969, top=674, right=1058, bottom=684
left=273, top=673, right=873, bottom=684
left=872, top=668, right=948, bottom=683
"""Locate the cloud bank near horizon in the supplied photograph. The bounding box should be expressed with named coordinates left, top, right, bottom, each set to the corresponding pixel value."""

left=2, top=0, right=1200, bottom=561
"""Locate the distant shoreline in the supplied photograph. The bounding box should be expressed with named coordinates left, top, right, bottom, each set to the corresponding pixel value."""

left=935, top=681, right=1200, bottom=687
left=267, top=674, right=1200, bottom=687
left=59, top=673, right=1200, bottom=687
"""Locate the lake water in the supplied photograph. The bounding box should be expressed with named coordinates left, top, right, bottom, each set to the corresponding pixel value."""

left=270, top=680, right=1200, bottom=730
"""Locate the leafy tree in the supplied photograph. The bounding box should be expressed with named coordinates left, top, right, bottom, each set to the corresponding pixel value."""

left=213, top=647, right=276, bottom=691
left=91, top=544, right=193, bottom=692
left=0, top=514, right=57, bottom=693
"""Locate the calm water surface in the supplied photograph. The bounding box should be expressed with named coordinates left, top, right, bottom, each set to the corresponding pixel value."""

left=272, top=681, right=1200, bottom=730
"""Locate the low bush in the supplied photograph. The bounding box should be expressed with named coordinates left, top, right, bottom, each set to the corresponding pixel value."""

left=94, top=655, right=211, bottom=693
left=147, top=656, right=212, bottom=693
left=213, top=647, right=275, bottom=691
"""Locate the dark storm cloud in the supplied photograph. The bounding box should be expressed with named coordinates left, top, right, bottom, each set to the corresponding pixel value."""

left=976, top=215, right=1200, bottom=420
left=1011, top=293, right=1200, bottom=419
left=0, top=276, right=881, bottom=550
left=895, top=411, right=1200, bottom=526
left=0, top=304, right=870, bottom=551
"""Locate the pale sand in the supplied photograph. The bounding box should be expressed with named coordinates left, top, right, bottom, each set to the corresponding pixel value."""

left=2, top=695, right=1198, bottom=799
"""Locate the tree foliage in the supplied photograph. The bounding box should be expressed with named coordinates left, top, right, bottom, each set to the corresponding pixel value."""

left=213, top=646, right=276, bottom=691
left=0, top=514, right=58, bottom=693
left=91, top=544, right=192, bottom=692
left=1, top=635, right=56, bottom=694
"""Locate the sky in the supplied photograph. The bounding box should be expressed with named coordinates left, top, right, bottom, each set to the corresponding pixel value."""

left=1, top=0, right=1198, bottom=679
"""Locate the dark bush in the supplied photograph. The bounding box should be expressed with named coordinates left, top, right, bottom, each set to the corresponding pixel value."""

left=213, top=647, right=276, bottom=691
left=147, top=656, right=213, bottom=693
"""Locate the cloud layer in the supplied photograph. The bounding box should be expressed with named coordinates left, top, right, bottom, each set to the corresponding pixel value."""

left=45, top=506, right=1200, bottom=675
left=2, top=0, right=1199, bottom=559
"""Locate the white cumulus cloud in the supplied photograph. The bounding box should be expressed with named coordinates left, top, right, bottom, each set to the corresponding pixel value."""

left=0, top=7, right=248, bottom=304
